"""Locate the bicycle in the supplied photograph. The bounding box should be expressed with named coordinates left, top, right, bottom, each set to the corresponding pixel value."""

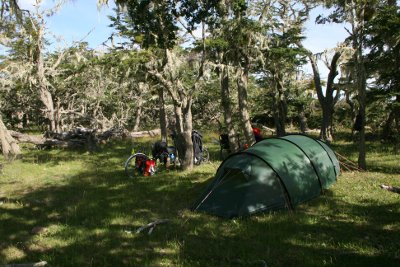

left=125, top=131, right=209, bottom=178
left=194, top=146, right=209, bottom=165
left=124, top=144, right=176, bottom=178
left=172, top=129, right=209, bottom=165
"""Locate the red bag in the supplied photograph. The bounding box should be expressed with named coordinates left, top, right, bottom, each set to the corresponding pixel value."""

left=144, top=159, right=155, bottom=176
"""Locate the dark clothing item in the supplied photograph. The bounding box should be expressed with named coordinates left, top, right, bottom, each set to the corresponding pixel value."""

left=152, top=141, right=168, bottom=159
left=354, top=114, right=363, bottom=132
left=192, top=130, right=203, bottom=160
left=219, top=134, right=230, bottom=150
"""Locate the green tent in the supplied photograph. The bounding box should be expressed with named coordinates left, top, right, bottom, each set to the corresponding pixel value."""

left=193, top=134, right=340, bottom=218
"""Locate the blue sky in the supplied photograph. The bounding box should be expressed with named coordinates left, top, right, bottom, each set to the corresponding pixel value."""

left=19, top=0, right=117, bottom=49
left=17, top=0, right=348, bottom=77
left=304, top=7, right=348, bottom=54
left=19, top=1, right=348, bottom=51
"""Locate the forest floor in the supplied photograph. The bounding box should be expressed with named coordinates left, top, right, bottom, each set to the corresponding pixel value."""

left=0, top=131, right=399, bottom=267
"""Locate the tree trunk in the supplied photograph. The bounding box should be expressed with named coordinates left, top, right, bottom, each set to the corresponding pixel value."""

left=308, top=51, right=341, bottom=142
left=14, top=111, right=24, bottom=129
left=133, top=98, right=143, bottom=132
left=236, top=67, right=255, bottom=145
left=173, top=102, right=193, bottom=170
left=37, top=26, right=57, bottom=133
left=320, top=104, right=334, bottom=142
left=0, top=116, right=21, bottom=159
left=220, top=65, right=238, bottom=152
left=394, top=96, right=400, bottom=154
left=346, top=92, right=357, bottom=137
left=298, top=105, right=309, bottom=134
left=148, top=48, right=199, bottom=170
left=357, top=89, right=367, bottom=170
left=352, top=2, right=367, bottom=170
left=55, top=100, right=62, bottom=133
left=158, top=87, right=168, bottom=142
left=382, top=110, right=395, bottom=140
left=39, top=89, right=56, bottom=132
left=272, top=73, right=287, bottom=137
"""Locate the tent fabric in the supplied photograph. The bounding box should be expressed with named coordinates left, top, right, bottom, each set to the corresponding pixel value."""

left=193, top=134, right=340, bottom=218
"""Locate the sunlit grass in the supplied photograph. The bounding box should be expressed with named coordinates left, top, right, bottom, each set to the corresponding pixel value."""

left=0, top=133, right=399, bottom=266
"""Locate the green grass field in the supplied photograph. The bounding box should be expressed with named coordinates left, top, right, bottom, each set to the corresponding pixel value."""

left=0, top=133, right=399, bottom=267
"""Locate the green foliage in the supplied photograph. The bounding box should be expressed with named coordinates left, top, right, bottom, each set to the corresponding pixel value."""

left=113, top=0, right=221, bottom=49
left=0, top=132, right=399, bottom=266
left=365, top=4, right=400, bottom=103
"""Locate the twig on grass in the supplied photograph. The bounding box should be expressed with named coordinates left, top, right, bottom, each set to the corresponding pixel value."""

left=136, top=219, right=170, bottom=235
left=2, top=261, right=48, bottom=267
left=380, top=184, right=400, bottom=194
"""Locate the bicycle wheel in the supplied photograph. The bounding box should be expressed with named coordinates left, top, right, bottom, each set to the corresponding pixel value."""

left=124, top=153, right=148, bottom=178
left=201, top=147, right=210, bottom=163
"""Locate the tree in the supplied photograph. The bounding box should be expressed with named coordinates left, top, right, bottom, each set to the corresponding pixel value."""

left=319, top=0, right=381, bottom=169
left=290, top=73, right=314, bottom=133
left=110, top=0, right=220, bottom=170
left=0, top=115, right=21, bottom=159
left=28, top=1, right=68, bottom=133
left=204, top=1, right=239, bottom=152
left=365, top=3, right=400, bottom=151
left=258, top=0, right=309, bottom=136
left=0, top=0, right=27, bottom=158
left=108, top=10, right=171, bottom=136
left=305, top=48, right=343, bottom=141
left=2, top=0, right=69, bottom=133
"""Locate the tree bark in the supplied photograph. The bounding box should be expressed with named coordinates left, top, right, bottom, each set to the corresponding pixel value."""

left=36, top=26, right=57, bottom=133
left=147, top=48, right=196, bottom=170
left=133, top=83, right=147, bottom=132
left=9, top=131, right=45, bottom=144
left=308, top=51, right=341, bottom=142
left=219, top=64, right=238, bottom=152
left=394, top=95, right=400, bottom=154
left=158, top=87, right=168, bottom=142
left=272, top=72, right=287, bottom=137
left=298, top=105, right=309, bottom=133
left=236, top=67, right=255, bottom=145
left=128, top=128, right=161, bottom=138
left=0, top=116, right=21, bottom=159
left=173, top=101, right=193, bottom=170
left=356, top=56, right=367, bottom=171
left=352, top=1, right=367, bottom=170
left=382, top=110, right=395, bottom=140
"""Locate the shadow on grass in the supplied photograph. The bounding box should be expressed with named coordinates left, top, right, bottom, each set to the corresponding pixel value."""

left=181, top=190, right=400, bottom=267
left=329, top=134, right=400, bottom=174
left=0, top=151, right=214, bottom=266
left=1, top=137, right=399, bottom=266
left=18, top=139, right=138, bottom=167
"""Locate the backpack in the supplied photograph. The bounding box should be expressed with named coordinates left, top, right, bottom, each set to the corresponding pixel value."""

left=192, top=130, right=203, bottom=162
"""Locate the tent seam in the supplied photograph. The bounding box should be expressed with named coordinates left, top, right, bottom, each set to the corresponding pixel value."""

left=277, top=137, right=324, bottom=193
left=241, top=151, right=294, bottom=211
left=305, top=136, right=338, bottom=178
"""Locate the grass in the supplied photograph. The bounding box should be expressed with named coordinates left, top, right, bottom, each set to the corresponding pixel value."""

left=0, top=133, right=399, bottom=267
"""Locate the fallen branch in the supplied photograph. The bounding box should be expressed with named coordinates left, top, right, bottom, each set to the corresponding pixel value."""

left=9, top=131, right=45, bottom=145
left=136, top=219, right=170, bottom=235
left=128, top=129, right=161, bottom=138
left=380, top=184, right=400, bottom=194
left=9, top=129, right=97, bottom=151
left=304, top=128, right=320, bottom=134
left=260, top=126, right=275, bottom=135
left=2, top=261, right=47, bottom=267
left=10, top=131, right=73, bottom=147
left=335, top=152, right=364, bottom=172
